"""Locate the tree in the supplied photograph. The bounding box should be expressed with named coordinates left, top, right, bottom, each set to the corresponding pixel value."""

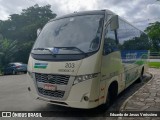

left=0, top=4, right=57, bottom=66
left=14, top=41, right=34, bottom=63
left=0, top=4, right=56, bottom=42
left=0, top=39, right=18, bottom=68
left=145, top=22, right=160, bottom=51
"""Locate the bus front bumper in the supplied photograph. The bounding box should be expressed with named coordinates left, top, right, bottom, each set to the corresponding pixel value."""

left=27, top=73, right=100, bottom=109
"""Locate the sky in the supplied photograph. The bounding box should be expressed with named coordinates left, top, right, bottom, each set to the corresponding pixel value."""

left=0, top=0, right=160, bottom=30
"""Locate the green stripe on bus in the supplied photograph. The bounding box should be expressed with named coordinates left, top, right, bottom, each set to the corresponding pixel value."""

left=34, top=66, right=47, bottom=69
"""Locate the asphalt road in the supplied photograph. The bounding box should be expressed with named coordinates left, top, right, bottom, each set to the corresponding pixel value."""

left=0, top=73, right=151, bottom=119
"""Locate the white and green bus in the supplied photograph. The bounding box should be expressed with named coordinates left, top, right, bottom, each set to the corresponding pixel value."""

left=27, top=10, right=149, bottom=109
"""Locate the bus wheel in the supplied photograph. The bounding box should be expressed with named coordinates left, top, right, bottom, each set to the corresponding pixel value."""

left=105, top=91, right=111, bottom=108
left=100, top=91, right=111, bottom=111
left=102, top=82, right=118, bottom=110
left=136, top=68, right=144, bottom=83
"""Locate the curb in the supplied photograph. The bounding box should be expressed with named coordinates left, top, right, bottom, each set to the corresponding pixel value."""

left=120, top=72, right=154, bottom=111
left=117, top=72, right=154, bottom=120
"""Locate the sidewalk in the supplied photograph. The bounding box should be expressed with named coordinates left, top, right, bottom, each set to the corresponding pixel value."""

left=119, top=68, right=160, bottom=119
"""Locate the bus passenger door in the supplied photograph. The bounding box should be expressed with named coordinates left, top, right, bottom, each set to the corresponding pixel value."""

left=99, top=25, right=125, bottom=105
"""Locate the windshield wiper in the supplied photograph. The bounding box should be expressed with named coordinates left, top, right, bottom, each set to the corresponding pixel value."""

left=33, top=48, right=56, bottom=56
left=54, top=47, right=85, bottom=53
left=54, top=46, right=88, bottom=56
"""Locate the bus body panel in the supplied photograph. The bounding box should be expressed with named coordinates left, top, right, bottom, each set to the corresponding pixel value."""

left=27, top=73, right=96, bottom=108
left=100, top=51, right=125, bottom=105
left=31, top=59, right=82, bottom=76
left=27, top=51, right=103, bottom=108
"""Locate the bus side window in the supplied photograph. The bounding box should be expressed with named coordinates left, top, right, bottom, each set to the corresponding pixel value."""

left=103, top=26, right=118, bottom=55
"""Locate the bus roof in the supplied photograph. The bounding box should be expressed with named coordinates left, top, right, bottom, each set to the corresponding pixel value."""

left=49, top=9, right=115, bottom=22
left=48, top=9, right=146, bottom=34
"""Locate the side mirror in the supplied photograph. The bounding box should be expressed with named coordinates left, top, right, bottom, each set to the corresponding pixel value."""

left=110, top=15, right=119, bottom=31
left=37, top=28, right=42, bottom=36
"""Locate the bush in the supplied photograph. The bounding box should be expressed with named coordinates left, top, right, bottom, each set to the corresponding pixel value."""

left=0, top=66, right=2, bottom=75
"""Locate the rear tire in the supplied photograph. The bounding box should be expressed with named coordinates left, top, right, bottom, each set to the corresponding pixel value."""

left=136, top=68, right=144, bottom=83
left=12, top=70, right=17, bottom=75
left=101, top=82, right=118, bottom=110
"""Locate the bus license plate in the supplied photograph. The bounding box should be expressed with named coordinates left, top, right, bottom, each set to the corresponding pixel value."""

left=44, top=84, right=56, bottom=91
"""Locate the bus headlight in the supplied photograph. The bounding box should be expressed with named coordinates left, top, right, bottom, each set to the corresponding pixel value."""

left=73, top=73, right=99, bottom=85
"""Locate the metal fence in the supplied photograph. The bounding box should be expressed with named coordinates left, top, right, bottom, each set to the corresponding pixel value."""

left=149, top=52, right=160, bottom=59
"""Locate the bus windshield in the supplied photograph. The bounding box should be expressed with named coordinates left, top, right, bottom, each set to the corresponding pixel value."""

left=32, top=14, right=104, bottom=55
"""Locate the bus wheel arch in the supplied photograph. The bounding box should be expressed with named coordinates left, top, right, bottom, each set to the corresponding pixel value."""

left=104, top=80, right=118, bottom=108
left=108, top=81, right=118, bottom=101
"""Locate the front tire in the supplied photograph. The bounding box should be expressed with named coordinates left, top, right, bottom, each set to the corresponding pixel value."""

left=104, top=91, right=111, bottom=108
left=101, top=83, right=118, bottom=110
left=100, top=91, right=111, bottom=111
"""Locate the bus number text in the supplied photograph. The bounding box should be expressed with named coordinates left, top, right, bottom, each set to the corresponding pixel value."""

left=65, top=63, right=75, bottom=68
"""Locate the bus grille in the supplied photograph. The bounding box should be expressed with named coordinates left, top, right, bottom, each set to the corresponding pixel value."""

left=35, top=73, right=70, bottom=85
left=38, top=87, right=65, bottom=98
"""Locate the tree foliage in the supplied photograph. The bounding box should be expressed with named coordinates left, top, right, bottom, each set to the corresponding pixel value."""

left=0, top=4, right=56, bottom=42
left=145, top=22, right=160, bottom=51
left=0, top=39, right=18, bottom=67
left=0, top=4, right=57, bottom=67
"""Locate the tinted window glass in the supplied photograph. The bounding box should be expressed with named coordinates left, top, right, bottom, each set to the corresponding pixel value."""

left=103, top=25, right=118, bottom=55
left=118, top=19, right=150, bottom=50
left=117, top=19, right=150, bottom=63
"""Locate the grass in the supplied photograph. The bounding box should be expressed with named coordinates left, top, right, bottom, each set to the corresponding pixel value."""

left=135, top=60, right=145, bottom=65
left=148, top=62, right=160, bottom=68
